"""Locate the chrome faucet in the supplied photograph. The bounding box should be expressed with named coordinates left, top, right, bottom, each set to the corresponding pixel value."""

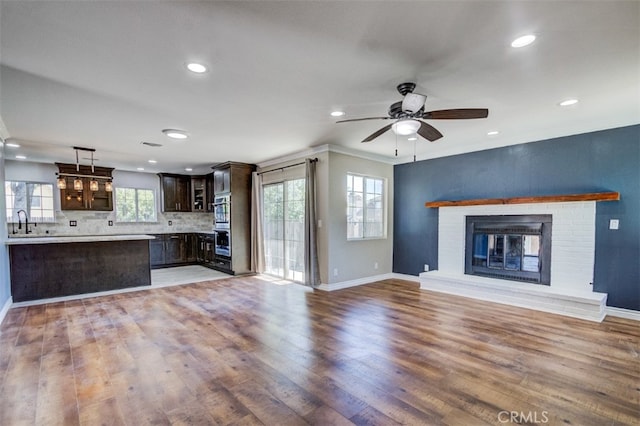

left=16, top=210, right=32, bottom=234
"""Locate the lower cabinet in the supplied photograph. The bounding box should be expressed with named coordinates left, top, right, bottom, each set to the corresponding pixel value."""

left=151, top=232, right=236, bottom=273
left=150, top=233, right=198, bottom=269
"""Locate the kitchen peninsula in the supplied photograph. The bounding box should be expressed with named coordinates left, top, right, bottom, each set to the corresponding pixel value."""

left=6, top=234, right=154, bottom=302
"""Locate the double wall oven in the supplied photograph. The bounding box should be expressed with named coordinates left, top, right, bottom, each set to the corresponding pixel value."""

left=213, top=194, right=231, bottom=258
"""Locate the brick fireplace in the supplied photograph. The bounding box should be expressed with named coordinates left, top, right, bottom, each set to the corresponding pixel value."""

left=420, top=198, right=609, bottom=321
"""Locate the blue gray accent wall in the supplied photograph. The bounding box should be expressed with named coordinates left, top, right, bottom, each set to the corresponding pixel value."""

left=393, top=124, right=640, bottom=311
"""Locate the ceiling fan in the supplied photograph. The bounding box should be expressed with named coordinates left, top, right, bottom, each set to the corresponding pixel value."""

left=337, top=82, right=489, bottom=143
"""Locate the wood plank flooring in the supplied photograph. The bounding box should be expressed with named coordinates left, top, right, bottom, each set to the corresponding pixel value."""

left=0, top=276, right=638, bottom=425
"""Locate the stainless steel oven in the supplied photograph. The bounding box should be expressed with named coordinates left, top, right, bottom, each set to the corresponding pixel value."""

left=213, top=195, right=230, bottom=229
left=214, top=230, right=230, bottom=257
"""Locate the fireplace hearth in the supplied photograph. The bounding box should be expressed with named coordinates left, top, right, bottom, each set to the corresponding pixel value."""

left=465, top=215, right=552, bottom=285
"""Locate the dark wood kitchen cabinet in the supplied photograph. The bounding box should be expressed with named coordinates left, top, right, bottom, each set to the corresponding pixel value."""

left=150, top=233, right=198, bottom=268
left=56, top=163, right=114, bottom=211
left=191, top=175, right=214, bottom=212
left=211, top=162, right=255, bottom=275
left=159, top=173, right=191, bottom=212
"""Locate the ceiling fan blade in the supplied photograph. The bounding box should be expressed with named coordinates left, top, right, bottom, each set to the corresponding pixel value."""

left=362, top=123, right=393, bottom=143
left=336, top=117, right=391, bottom=123
left=417, top=121, right=444, bottom=142
left=424, top=108, right=489, bottom=119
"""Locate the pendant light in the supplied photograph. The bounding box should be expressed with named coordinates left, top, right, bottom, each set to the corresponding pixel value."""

left=57, top=176, right=67, bottom=189
left=104, top=180, right=113, bottom=192
left=73, top=177, right=83, bottom=191
left=89, top=179, right=99, bottom=192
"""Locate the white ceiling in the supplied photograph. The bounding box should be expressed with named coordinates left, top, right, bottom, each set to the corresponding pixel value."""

left=1, top=1, right=639, bottom=174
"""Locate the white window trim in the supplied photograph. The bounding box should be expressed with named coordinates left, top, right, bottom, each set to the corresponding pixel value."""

left=346, top=173, right=388, bottom=241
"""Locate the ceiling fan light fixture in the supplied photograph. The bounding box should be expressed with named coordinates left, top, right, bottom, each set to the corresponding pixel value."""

left=392, top=119, right=421, bottom=136
left=402, top=93, right=427, bottom=113
left=162, top=129, right=189, bottom=140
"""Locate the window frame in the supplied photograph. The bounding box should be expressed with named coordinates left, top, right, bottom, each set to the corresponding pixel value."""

left=115, top=187, right=157, bottom=223
left=346, top=173, right=387, bottom=241
left=5, top=180, right=56, bottom=223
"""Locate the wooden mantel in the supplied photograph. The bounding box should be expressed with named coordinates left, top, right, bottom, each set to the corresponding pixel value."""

left=425, top=191, right=620, bottom=208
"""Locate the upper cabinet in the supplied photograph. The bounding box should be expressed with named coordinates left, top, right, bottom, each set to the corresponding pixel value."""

left=158, top=173, right=191, bottom=212
left=56, top=163, right=114, bottom=211
left=191, top=175, right=214, bottom=212
left=213, top=167, right=231, bottom=194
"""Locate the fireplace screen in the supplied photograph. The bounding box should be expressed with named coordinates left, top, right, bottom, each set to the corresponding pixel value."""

left=465, top=215, right=551, bottom=285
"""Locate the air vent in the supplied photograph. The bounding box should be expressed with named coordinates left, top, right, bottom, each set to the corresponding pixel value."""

left=141, top=142, right=163, bottom=147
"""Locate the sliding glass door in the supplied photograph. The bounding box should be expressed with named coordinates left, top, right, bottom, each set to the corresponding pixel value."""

left=263, top=179, right=305, bottom=282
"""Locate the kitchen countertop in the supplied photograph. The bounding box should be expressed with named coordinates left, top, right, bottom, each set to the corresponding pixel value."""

left=5, top=234, right=156, bottom=245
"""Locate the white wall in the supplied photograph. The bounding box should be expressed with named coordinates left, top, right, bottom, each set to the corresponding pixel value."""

left=0, top=131, right=12, bottom=321
left=326, top=151, right=394, bottom=284
left=257, top=147, right=394, bottom=286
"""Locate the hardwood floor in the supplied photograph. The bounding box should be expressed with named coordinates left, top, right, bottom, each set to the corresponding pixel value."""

left=0, top=276, right=638, bottom=425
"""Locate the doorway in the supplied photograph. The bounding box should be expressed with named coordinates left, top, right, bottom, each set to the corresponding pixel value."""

left=262, top=179, right=306, bottom=282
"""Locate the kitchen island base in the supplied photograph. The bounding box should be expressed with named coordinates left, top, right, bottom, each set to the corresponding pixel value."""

left=9, top=238, right=151, bottom=302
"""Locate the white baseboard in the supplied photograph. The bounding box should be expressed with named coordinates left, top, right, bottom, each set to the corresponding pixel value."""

left=316, top=272, right=423, bottom=291
left=606, top=306, right=640, bottom=321
left=0, top=296, right=12, bottom=326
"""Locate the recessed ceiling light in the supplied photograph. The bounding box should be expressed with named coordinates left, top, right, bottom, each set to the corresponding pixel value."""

left=186, top=62, right=208, bottom=74
left=15, top=155, right=27, bottom=160
left=6, top=142, right=20, bottom=148
left=330, top=111, right=345, bottom=117
left=148, top=159, right=157, bottom=164
left=185, top=167, right=193, bottom=172
left=487, top=131, right=500, bottom=136
left=511, top=34, right=536, bottom=48
left=559, top=99, right=579, bottom=107
left=137, top=167, right=145, bottom=171
left=162, top=129, right=189, bottom=139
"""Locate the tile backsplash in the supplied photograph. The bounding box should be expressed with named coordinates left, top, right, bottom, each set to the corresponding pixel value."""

left=7, top=210, right=214, bottom=237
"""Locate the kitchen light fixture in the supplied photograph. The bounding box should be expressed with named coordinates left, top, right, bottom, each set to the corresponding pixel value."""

left=6, top=142, right=20, bottom=148
left=137, top=167, right=145, bottom=171
left=559, top=99, right=579, bottom=107
left=105, top=181, right=113, bottom=192
left=487, top=130, right=500, bottom=136
left=74, top=177, right=84, bottom=191
left=186, top=62, right=208, bottom=73
left=185, top=167, right=193, bottom=172
left=330, top=111, right=345, bottom=117
left=511, top=34, right=536, bottom=48
left=162, top=129, right=188, bottom=139
left=392, top=119, right=421, bottom=136
left=15, top=155, right=27, bottom=160
left=57, top=177, right=67, bottom=189
left=148, top=159, right=157, bottom=164
left=56, top=147, right=114, bottom=192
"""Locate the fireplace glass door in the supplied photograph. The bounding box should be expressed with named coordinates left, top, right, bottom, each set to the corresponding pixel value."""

left=466, top=215, right=551, bottom=285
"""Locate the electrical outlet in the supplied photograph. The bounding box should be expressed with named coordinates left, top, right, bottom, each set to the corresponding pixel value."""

left=424, top=264, right=429, bottom=271
left=609, top=219, right=619, bottom=230
left=168, top=220, right=173, bottom=226
left=108, top=220, right=113, bottom=226
left=69, top=220, right=77, bottom=227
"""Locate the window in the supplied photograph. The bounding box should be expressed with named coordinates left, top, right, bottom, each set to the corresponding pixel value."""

left=347, top=173, right=385, bottom=240
left=115, top=188, right=156, bottom=222
left=5, top=181, right=55, bottom=223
